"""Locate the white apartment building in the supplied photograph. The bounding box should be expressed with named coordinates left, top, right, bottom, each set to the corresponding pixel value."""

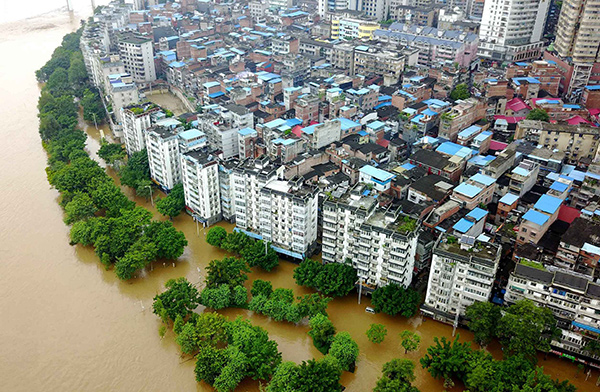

left=199, top=105, right=253, bottom=159
left=232, top=157, right=282, bottom=236
left=505, top=263, right=600, bottom=363
left=478, top=0, right=550, bottom=61
left=121, top=103, right=160, bottom=154
left=118, top=34, right=156, bottom=84
left=145, top=125, right=182, bottom=190
left=322, top=184, right=420, bottom=289
left=232, top=158, right=318, bottom=258
left=259, top=177, right=319, bottom=257
left=180, top=151, right=222, bottom=225
left=219, top=159, right=240, bottom=223
left=348, top=0, right=390, bottom=20
left=108, top=73, right=139, bottom=124
left=318, top=0, right=348, bottom=17
left=249, top=0, right=268, bottom=22
left=422, top=234, right=501, bottom=323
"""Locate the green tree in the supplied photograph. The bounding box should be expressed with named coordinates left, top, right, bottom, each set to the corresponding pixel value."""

left=213, top=346, right=248, bottom=392
left=371, top=284, right=420, bottom=317
left=195, top=345, right=229, bottom=385
left=268, top=359, right=343, bottom=392
left=366, top=323, right=387, bottom=344
left=156, top=183, right=185, bottom=219
left=465, top=301, right=502, bottom=346
left=315, top=261, right=357, bottom=297
left=67, top=57, right=88, bottom=88
left=206, top=226, right=228, bottom=247
left=497, top=300, right=558, bottom=363
left=152, top=277, right=200, bottom=323
left=81, top=88, right=106, bottom=123
left=134, top=179, right=153, bottom=200
left=329, top=331, right=359, bottom=372
left=308, top=314, right=336, bottom=354
left=297, top=293, right=332, bottom=318
left=119, top=149, right=151, bottom=190
left=63, top=192, right=97, bottom=224
left=420, top=336, right=475, bottom=385
left=176, top=312, right=228, bottom=355
left=114, top=238, right=157, bottom=280
left=226, top=317, right=282, bottom=381
left=46, top=67, right=70, bottom=96
left=241, top=240, right=279, bottom=271
left=526, top=108, right=550, bottom=122
left=399, top=330, right=421, bottom=354
left=98, top=142, right=126, bottom=165
left=205, top=257, right=250, bottom=288
left=200, top=284, right=233, bottom=310
left=374, top=359, right=420, bottom=392
left=251, top=279, right=273, bottom=297
left=293, top=258, right=321, bottom=287
left=450, top=83, right=470, bottom=100
left=145, top=220, right=187, bottom=260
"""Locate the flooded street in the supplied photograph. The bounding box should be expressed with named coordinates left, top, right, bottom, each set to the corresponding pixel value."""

left=0, top=3, right=597, bottom=392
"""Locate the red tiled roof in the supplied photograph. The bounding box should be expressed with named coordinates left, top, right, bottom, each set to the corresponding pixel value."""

left=558, top=205, right=581, bottom=224
left=506, top=97, right=531, bottom=112
left=377, top=139, right=390, bottom=148
left=489, top=140, right=509, bottom=151
left=566, top=115, right=595, bottom=126
left=494, top=115, right=525, bottom=123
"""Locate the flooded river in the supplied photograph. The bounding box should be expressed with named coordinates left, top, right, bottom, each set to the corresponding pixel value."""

left=0, top=3, right=597, bottom=392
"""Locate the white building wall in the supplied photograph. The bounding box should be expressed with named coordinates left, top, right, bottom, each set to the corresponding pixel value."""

left=145, top=132, right=181, bottom=190
left=122, top=109, right=153, bottom=154
left=181, top=155, right=221, bottom=223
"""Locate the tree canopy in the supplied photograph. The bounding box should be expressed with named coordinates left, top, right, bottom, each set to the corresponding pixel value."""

left=371, top=284, right=420, bottom=318
left=374, top=359, right=420, bottom=392
left=267, top=359, right=343, bottom=392
left=156, top=183, right=186, bottom=219
left=526, top=108, right=550, bottom=122
left=294, top=259, right=357, bottom=297
left=152, top=277, right=200, bottom=323
left=449, top=83, right=470, bottom=100
left=465, top=301, right=502, bottom=346
left=206, top=226, right=228, bottom=247
left=366, top=323, right=387, bottom=344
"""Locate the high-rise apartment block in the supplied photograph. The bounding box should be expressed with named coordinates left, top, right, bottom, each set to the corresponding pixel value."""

left=553, top=0, right=600, bottom=97
left=422, top=235, right=501, bottom=322
left=322, top=184, right=420, bottom=289
left=180, top=151, right=222, bottom=225
left=118, top=34, right=156, bottom=84
left=479, top=0, right=550, bottom=61
left=121, top=103, right=160, bottom=155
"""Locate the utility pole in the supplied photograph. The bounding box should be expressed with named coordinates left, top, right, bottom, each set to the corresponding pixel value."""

left=66, top=0, right=73, bottom=12
left=145, top=185, right=153, bottom=206
left=357, top=275, right=363, bottom=305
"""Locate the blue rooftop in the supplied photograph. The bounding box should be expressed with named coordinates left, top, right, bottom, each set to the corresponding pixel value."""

left=470, top=173, right=496, bottom=187
left=357, top=130, right=368, bottom=136
left=208, top=91, right=224, bottom=98
left=285, top=118, right=302, bottom=127
left=513, top=77, right=541, bottom=85
left=550, top=181, right=569, bottom=193
left=360, top=165, right=395, bottom=182
left=178, top=129, right=204, bottom=140
left=238, top=127, right=257, bottom=136
left=453, top=218, right=474, bottom=234
left=512, top=166, right=531, bottom=176
left=422, top=108, right=438, bottom=116
left=264, top=118, right=286, bottom=128
left=534, top=194, right=562, bottom=214
left=336, top=117, right=360, bottom=131
left=400, top=163, right=416, bottom=170
left=499, top=193, right=519, bottom=205
left=458, top=125, right=482, bottom=139
left=474, top=130, right=493, bottom=142
left=522, top=209, right=549, bottom=226
left=454, top=183, right=483, bottom=198
left=367, top=120, right=385, bottom=130
left=467, top=207, right=488, bottom=222
left=203, top=81, right=220, bottom=88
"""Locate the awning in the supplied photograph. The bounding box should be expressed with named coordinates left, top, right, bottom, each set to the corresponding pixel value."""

left=572, top=321, right=600, bottom=334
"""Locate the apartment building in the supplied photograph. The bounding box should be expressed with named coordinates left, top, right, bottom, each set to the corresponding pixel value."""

left=374, top=23, right=479, bottom=67
left=145, top=125, right=183, bottom=190
left=478, top=0, right=549, bottom=61
left=180, top=151, right=222, bottom=225
left=118, top=34, right=156, bottom=83
left=300, top=120, right=342, bottom=150
left=509, top=160, right=540, bottom=197
left=218, top=159, right=239, bottom=223
left=422, top=234, right=501, bottom=322
left=555, top=218, right=600, bottom=276
left=554, top=0, right=600, bottom=65
left=451, top=173, right=497, bottom=210
left=517, top=194, right=563, bottom=245
left=322, top=184, right=420, bottom=289
left=121, top=103, right=161, bottom=154
left=353, top=44, right=406, bottom=81
left=516, top=121, right=600, bottom=164
left=505, top=263, right=600, bottom=364
left=331, top=17, right=380, bottom=40
left=439, top=98, right=487, bottom=142
left=259, top=177, right=319, bottom=258
left=198, top=105, right=253, bottom=159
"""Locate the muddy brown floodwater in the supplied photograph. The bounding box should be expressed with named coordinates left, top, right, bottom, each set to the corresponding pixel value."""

left=0, top=6, right=597, bottom=392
